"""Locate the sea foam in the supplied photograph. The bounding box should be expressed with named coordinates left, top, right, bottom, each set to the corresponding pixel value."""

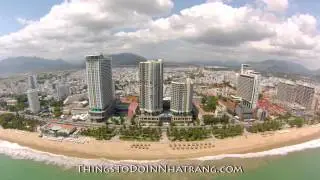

left=1, top=138, right=320, bottom=168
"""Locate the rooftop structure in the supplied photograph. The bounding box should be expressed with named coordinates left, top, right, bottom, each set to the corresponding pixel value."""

left=41, top=123, right=77, bottom=137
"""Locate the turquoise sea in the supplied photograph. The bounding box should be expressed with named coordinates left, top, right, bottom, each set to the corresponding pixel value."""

left=1, top=139, right=320, bottom=180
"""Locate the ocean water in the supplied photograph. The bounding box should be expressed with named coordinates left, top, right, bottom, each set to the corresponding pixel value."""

left=1, top=139, right=320, bottom=180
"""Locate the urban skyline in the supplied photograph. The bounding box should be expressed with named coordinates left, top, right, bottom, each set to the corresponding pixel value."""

left=2, top=0, right=320, bottom=179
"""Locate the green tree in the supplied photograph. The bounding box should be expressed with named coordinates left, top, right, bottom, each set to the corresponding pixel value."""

left=201, top=96, right=207, bottom=105
left=203, top=96, right=218, bottom=112
left=53, top=107, right=62, bottom=117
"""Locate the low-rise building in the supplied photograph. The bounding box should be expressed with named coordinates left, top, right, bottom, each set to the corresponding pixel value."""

left=6, top=99, right=17, bottom=106
left=40, top=123, right=77, bottom=137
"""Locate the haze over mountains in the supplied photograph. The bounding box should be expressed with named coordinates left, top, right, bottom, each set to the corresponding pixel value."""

left=0, top=53, right=318, bottom=76
left=0, top=53, right=146, bottom=76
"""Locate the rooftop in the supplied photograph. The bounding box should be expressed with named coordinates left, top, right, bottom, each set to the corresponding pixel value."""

left=46, top=123, right=76, bottom=131
left=140, top=59, right=163, bottom=63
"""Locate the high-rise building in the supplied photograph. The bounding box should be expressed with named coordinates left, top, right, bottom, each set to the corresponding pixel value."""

left=295, top=83, right=315, bottom=110
left=139, top=59, right=163, bottom=114
left=112, top=80, right=115, bottom=99
left=276, top=81, right=296, bottom=104
left=28, top=74, right=37, bottom=89
left=86, top=54, right=113, bottom=121
left=237, top=64, right=260, bottom=109
left=27, top=89, right=40, bottom=114
left=56, top=83, right=70, bottom=100
left=276, top=81, right=315, bottom=110
left=240, top=64, right=251, bottom=74
left=170, top=78, right=193, bottom=114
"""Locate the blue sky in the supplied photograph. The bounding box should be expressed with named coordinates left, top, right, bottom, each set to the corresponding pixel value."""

left=0, top=0, right=61, bottom=35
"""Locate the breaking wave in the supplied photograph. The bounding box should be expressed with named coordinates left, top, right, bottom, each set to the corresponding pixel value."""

left=1, top=138, right=320, bottom=168
left=192, top=138, right=320, bottom=160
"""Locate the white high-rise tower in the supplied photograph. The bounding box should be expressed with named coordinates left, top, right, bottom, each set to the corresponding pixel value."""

left=237, top=64, right=261, bottom=109
left=27, top=89, right=40, bottom=114
left=86, top=54, right=113, bottom=121
left=170, top=78, right=193, bottom=114
left=139, top=59, right=163, bottom=114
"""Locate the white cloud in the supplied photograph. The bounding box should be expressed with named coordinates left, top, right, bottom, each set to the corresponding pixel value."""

left=261, top=0, right=288, bottom=12
left=206, top=0, right=232, bottom=3
left=0, top=0, right=174, bottom=59
left=116, top=2, right=276, bottom=46
left=114, top=1, right=320, bottom=68
left=1, top=0, right=320, bottom=69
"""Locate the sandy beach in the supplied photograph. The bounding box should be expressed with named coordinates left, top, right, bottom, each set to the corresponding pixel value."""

left=1, top=126, right=320, bottom=160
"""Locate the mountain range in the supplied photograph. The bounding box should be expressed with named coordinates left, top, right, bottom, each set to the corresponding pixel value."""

left=0, top=56, right=73, bottom=75
left=0, top=53, right=318, bottom=76
left=248, top=60, right=313, bottom=75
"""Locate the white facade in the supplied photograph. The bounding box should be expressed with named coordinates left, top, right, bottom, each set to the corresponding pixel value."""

left=139, top=59, right=163, bottom=114
left=237, top=64, right=260, bottom=109
left=276, top=81, right=315, bottom=110
left=170, top=78, right=193, bottom=113
left=27, top=89, right=40, bottom=113
left=86, top=54, right=113, bottom=112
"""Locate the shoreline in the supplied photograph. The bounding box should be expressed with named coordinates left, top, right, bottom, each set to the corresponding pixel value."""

left=1, top=126, right=320, bottom=161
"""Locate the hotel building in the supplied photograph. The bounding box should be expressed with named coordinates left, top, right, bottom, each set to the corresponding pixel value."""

left=295, top=83, right=315, bottom=110
left=276, top=81, right=315, bottom=110
left=237, top=64, right=261, bottom=109
left=86, top=54, right=114, bottom=121
left=170, top=78, right=193, bottom=114
left=138, top=59, right=163, bottom=114
left=276, top=81, right=296, bottom=104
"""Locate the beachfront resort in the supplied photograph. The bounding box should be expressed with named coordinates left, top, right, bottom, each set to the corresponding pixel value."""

left=1, top=55, right=320, bottom=159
